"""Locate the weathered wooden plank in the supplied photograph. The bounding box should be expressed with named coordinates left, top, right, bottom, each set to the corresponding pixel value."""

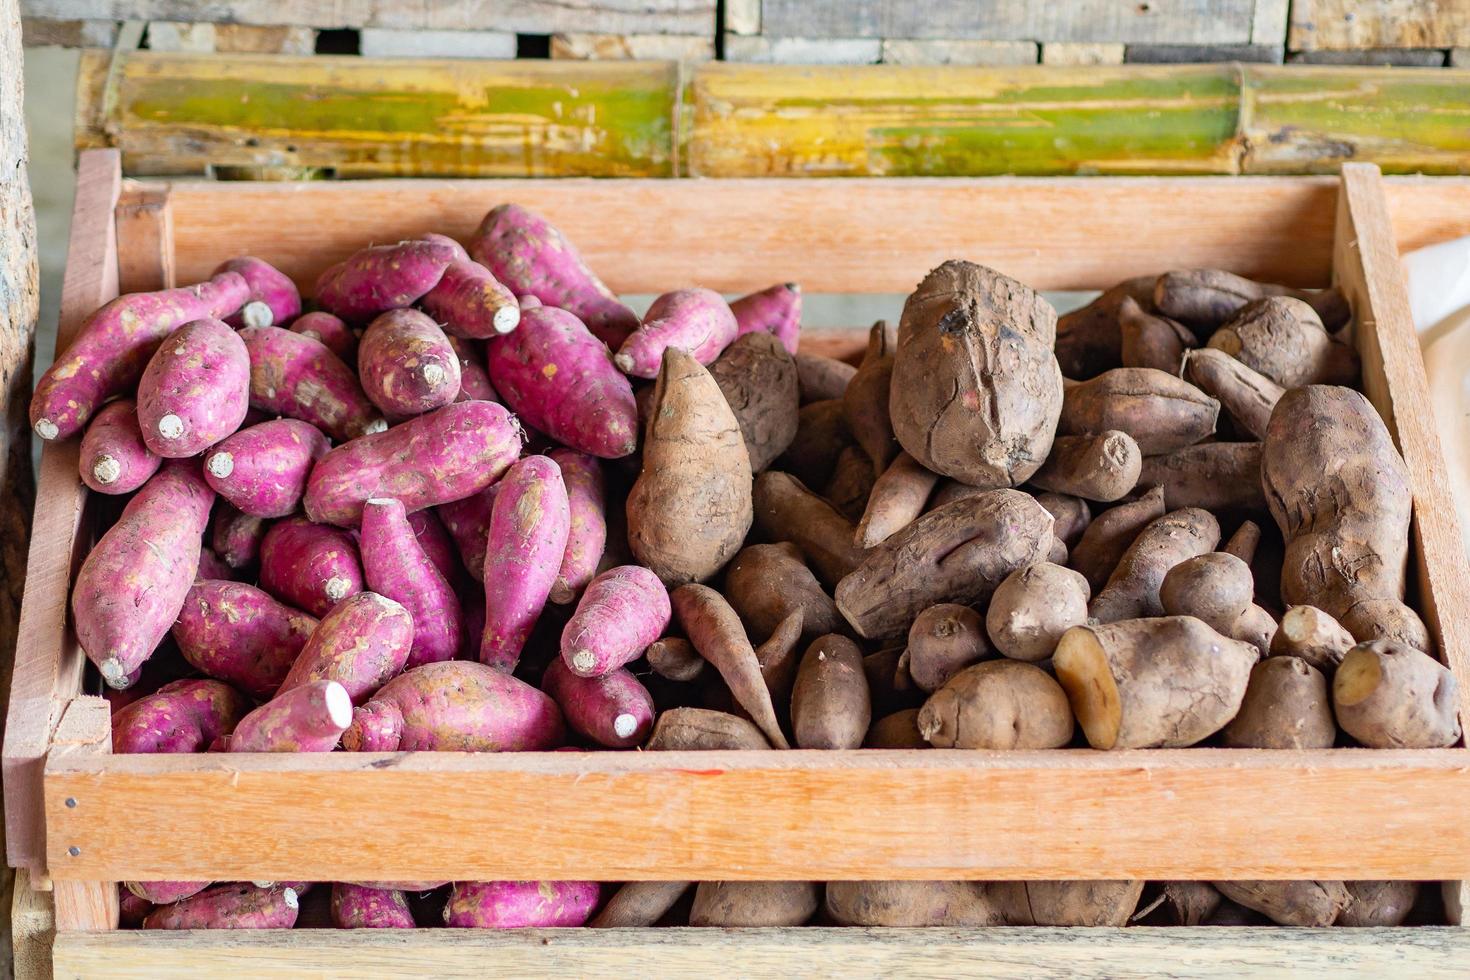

left=1041, top=43, right=1126, bottom=65
left=153, top=176, right=1342, bottom=295
left=47, top=699, right=118, bottom=933
left=82, top=52, right=680, bottom=178
left=49, top=928, right=1470, bottom=979
left=1289, top=0, right=1470, bottom=51
left=687, top=63, right=1245, bottom=177
left=20, top=16, right=115, bottom=46
left=11, top=869, right=54, bottom=980
left=145, top=21, right=317, bottom=54
left=2, top=148, right=119, bottom=878
left=1242, top=66, right=1470, bottom=175
left=1250, top=0, right=1290, bottom=45
left=113, top=183, right=174, bottom=294
left=1289, top=49, right=1449, bottom=66
left=759, top=0, right=1255, bottom=44
left=1123, top=43, right=1282, bottom=63
left=357, top=28, right=517, bottom=59
left=42, top=748, right=1470, bottom=882
left=20, top=0, right=715, bottom=35
left=724, top=36, right=882, bottom=64
left=551, top=32, right=713, bottom=60
left=880, top=40, right=1038, bottom=66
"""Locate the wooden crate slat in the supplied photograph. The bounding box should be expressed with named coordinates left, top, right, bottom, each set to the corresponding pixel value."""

left=757, top=0, right=1256, bottom=45
left=158, top=175, right=1341, bottom=295
left=1383, top=177, right=1470, bottom=255
left=2, top=148, right=121, bottom=878
left=41, top=748, right=1470, bottom=882
left=113, top=184, right=174, bottom=294
left=1289, top=0, right=1470, bottom=52
left=49, top=926, right=1470, bottom=978
left=47, top=698, right=119, bottom=932
left=19, top=0, right=716, bottom=35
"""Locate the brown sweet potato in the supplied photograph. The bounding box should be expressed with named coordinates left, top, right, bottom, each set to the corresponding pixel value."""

left=1221, top=519, right=1262, bottom=563
left=1153, top=270, right=1350, bottom=334
left=627, top=349, right=753, bottom=586
left=793, top=352, right=856, bottom=403
left=986, top=562, right=1090, bottom=663
left=775, top=399, right=851, bottom=491
left=790, top=634, right=870, bottom=750
left=823, top=446, right=876, bottom=523
left=1058, top=368, right=1218, bottom=455
left=890, top=260, right=1061, bottom=488
left=863, top=708, right=929, bottom=748
left=689, top=882, right=818, bottom=927
left=645, top=637, right=705, bottom=683
left=843, top=320, right=900, bottom=471
left=1333, top=640, right=1460, bottom=748
left=1269, top=605, right=1355, bottom=671
left=1089, top=508, right=1220, bottom=623
left=644, top=707, right=770, bottom=750
left=1034, top=492, right=1091, bottom=548
left=723, top=542, right=840, bottom=644
left=864, top=647, right=924, bottom=716
left=590, top=882, right=693, bottom=928
left=1028, top=431, right=1141, bottom=503
left=917, top=660, right=1073, bottom=749
left=1338, top=881, right=1420, bottom=928
left=755, top=610, right=807, bottom=712
left=905, top=602, right=990, bottom=692
left=1208, top=296, right=1359, bottom=388
left=753, top=471, right=866, bottom=589
left=672, top=584, right=790, bottom=749
left=1000, top=881, right=1145, bottom=927
left=1181, top=347, right=1283, bottom=441
left=1138, top=442, right=1264, bottom=512
left=1068, top=486, right=1167, bottom=591
left=709, top=332, right=800, bottom=473
left=854, top=451, right=939, bottom=547
left=835, top=490, right=1054, bottom=640
left=1212, top=880, right=1350, bottom=928
left=1118, top=296, right=1193, bottom=373
left=1054, top=276, right=1156, bottom=379
left=825, top=881, right=1006, bottom=927
left=1222, top=656, right=1336, bottom=749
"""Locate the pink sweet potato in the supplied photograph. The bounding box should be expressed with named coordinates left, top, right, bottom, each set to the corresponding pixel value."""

left=80, top=398, right=160, bottom=494
left=216, top=256, right=302, bottom=328
left=548, top=448, right=607, bottom=603
left=444, top=881, right=599, bottom=928
left=290, top=311, right=358, bottom=362
left=73, top=461, right=214, bottom=687
left=136, top=317, right=251, bottom=457
left=485, top=304, right=638, bottom=459
left=362, top=498, right=463, bottom=669
left=358, top=309, right=462, bottom=418
left=31, top=271, right=250, bottom=441
left=314, top=239, right=458, bottom=322
left=341, top=661, right=565, bottom=751
left=212, top=504, right=267, bottom=570
left=406, top=507, right=462, bottom=584
left=173, top=580, right=317, bottom=698
left=112, top=678, right=249, bottom=754
left=195, top=547, right=235, bottom=582
left=419, top=231, right=469, bottom=263
left=304, top=400, right=522, bottom=526
left=258, top=516, right=364, bottom=617
left=731, top=282, right=801, bottom=355
left=240, top=325, right=383, bottom=441
left=480, top=456, right=570, bottom=672
left=469, top=203, right=638, bottom=348
left=278, top=591, right=414, bottom=703
left=615, top=288, right=738, bottom=379
left=227, top=679, right=354, bottom=752
left=560, top=565, right=671, bottom=677
left=436, top=483, right=500, bottom=584
left=204, top=418, right=330, bottom=518
left=332, top=883, right=415, bottom=929
left=128, top=880, right=208, bottom=906
left=119, top=887, right=155, bottom=927
left=542, top=658, right=655, bottom=749
left=448, top=334, right=499, bottom=403
left=421, top=258, right=521, bottom=338
left=144, top=883, right=300, bottom=930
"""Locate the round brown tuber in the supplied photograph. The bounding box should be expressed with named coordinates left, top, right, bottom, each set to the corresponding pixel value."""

left=1068, top=485, right=1167, bottom=592
left=1333, top=640, right=1461, bottom=748
left=906, top=602, right=990, bottom=692
left=590, top=882, right=692, bottom=928
left=863, top=708, right=929, bottom=748
left=1118, top=296, right=1193, bottom=373
left=1000, top=881, right=1145, bottom=927
left=775, top=399, right=851, bottom=491
left=1207, top=296, right=1358, bottom=388
left=1338, top=881, right=1420, bottom=928
left=824, top=881, right=1007, bottom=927
left=1221, top=656, right=1337, bottom=749
left=985, top=562, right=1090, bottom=663
left=1181, top=347, right=1283, bottom=441
left=917, top=660, right=1074, bottom=750
left=646, top=637, right=705, bottom=683
left=1212, top=880, right=1350, bottom=928
left=1028, top=430, right=1142, bottom=503
left=823, top=445, right=876, bottom=523
left=790, top=634, right=871, bottom=750
left=645, top=708, right=771, bottom=751
left=1270, top=605, right=1355, bottom=672
left=1159, top=552, right=1254, bottom=634
left=1089, top=508, right=1220, bottom=624
left=689, top=881, right=818, bottom=927
left=1057, top=367, right=1218, bottom=456
left=723, top=542, right=840, bottom=644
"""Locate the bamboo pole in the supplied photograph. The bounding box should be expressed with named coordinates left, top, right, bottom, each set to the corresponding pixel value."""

left=73, top=54, right=1470, bottom=178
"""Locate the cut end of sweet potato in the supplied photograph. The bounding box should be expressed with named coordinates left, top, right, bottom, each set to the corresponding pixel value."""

left=570, top=649, right=596, bottom=675
left=157, top=413, right=185, bottom=440
left=92, top=454, right=121, bottom=485
left=324, top=681, right=353, bottom=730
left=1052, top=627, right=1121, bottom=750
left=1334, top=647, right=1382, bottom=708
left=34, top=418, right=58, bottom=441
left=613, top=352, right=635, bottom=374
left=283, top=887, right=300, bottom=910
left=99, top=657, right=132, bottom=690
left=325, top=576, right=352, bottom=602
left=241, top=300, right=274, bottom=329
left=493, top=305, right=521, bottom=334
left=206, top=452, right=234, bottom=479
left=614, top=713, right=638, bottom=739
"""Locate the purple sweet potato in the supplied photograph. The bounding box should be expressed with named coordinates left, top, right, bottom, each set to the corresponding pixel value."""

left=258, top=516, right=364, bottom=617
left=469, top=203, right=638, bottom=348
left=615, top=288, right=738, bottom=379
left=304, top=400, right=522, bottom=526
left=542, top=658, right=655, bottom=749
left=112, top=678, right=249, bottom=754
left=73, top=461, right=214, bottom=687
left=227, top=679, right=354, bottom=752
left=136, top=317, right=251, bottom=457
left=204, top=418, right=330, bottom=518
left=278, top=591, right=414, bottom=703
left=448, top=334, right=499, bottom=403
left=332, top=883, right=415, bottom=929
left=444, top=881, right=599, bottom=928
left=195, top=547, right=235, bottom=582
left=173, top=580, right=317, bottom=698
left=31, top=272, right=250, bottom=441
left=419, top=231, right=470, bottom=263
left=560, top=565, right=671, bottom=677
left=362, top=498, right=463, bottom=669
left=406, top=507, right=462, bottom=584
left=437, top=484, right=500, bottom=584
left=240, top=325, right=383, bottom=441
left=144, top=883, right=300, bottom=930
left=127, top=880, right=207, bottom=906
left=480, top=456, right=570, bottom=672
left=216, top=256, right=302, bottom=328
left=212, top=504, right=267, bottom=570
left=80, top=398, right=160, bottom=494
left=731, top=282, right=801, bottom=355
left=119, top=887, right=155, bottom=927
left=421, top=258, right=521, bottom=338
left=548, top=448, right=606, bottom=603
left=290, top=311, right=358, bottom=362
left=358, top=309, right=462, bottom=418
left=341, top=661, right=565, bottom=751
left=314, top=239, right=458, bottom=322
left=485, top=304, right=638, bottom=459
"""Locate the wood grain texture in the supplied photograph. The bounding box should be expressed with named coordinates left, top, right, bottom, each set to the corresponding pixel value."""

left=2, top=148, right=119, bottom=878
left=1289, top=0, right=1470, bottom=51
left=49, top=927, right=1470, bottom=978
left=77, top=52, right=681, bottom=178
left=11, top=869, right=55, bottom=980
left=20, top=0, right=715, bottom=34
left=41, top=748, right=1470, bottom=882
left=47, top=698, right=117, bottom=932
left=1336, top=163, right=1470, bottom=731
left=113, top=183, right=174, bottom=294
left=758, top=0, right=1256, bottom=44
left=156, top=175, right=1341, bottom=295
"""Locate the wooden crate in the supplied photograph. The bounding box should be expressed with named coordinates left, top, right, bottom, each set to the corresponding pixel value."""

left=10, top=149, right=1470, bottom=975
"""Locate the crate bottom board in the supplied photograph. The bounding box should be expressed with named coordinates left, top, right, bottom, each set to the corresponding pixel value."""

left=51, top=926, right=1470, bottom=978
